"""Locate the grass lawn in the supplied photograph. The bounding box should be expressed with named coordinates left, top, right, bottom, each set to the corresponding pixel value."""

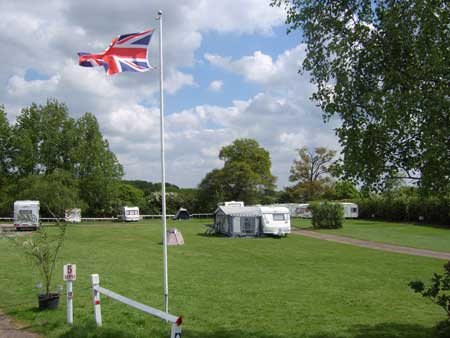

left=292, top=218, right=450, bottom=253
left=0, top=219, right=447, bottom=338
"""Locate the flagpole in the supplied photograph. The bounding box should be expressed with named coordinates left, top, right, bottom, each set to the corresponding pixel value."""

left=157, top=9, right=169, bottom=314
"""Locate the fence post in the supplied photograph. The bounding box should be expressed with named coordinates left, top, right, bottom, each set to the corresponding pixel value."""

left=91, top=274, right=102, bottom=327
left=170, top=323, right=182, bottom=338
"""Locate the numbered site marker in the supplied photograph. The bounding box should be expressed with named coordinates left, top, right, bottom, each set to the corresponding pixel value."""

left=64, top=264, right=77, bottom=281
left=63, top=264, right=76, bottom=325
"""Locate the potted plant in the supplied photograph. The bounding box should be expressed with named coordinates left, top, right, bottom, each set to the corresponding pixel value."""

left=11, top=218, right=67, bottom=310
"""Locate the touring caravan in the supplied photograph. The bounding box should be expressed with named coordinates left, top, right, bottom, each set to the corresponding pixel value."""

left=260, top=206, right=291, bottom=236
left=65, top=208, right=81, bottom=223
left=291, top=202, right=358, bottom=219
left=214, top=205, right=290, bottom=237
left=341, top=203, right=359, bottom=218
left=120, top=206, right=140, bottom=222
left=294, top=204, right=313, bottom=218
left=14, top=200, right=40, bottom=230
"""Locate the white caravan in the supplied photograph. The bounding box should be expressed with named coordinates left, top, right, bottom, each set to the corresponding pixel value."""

left=120, top=206, right=140, bottom=222
left=214, top=205, right=291, bottom=237
left=14, top=200, right=40, bottom=230
left=294, top=204, right=313, bottom=218
left=341, top=203, right=359, bottom=218
left=260, top=206, right=291, bottom=236
left=65, top=208, right=81, bottom=223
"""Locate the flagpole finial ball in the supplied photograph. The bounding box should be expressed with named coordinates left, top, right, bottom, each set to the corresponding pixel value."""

left=158, top=10, right=162, bottom=16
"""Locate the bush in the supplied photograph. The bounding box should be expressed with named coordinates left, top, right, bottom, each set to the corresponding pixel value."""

left=310, top=201, right=344, bottom=229
left=435, top=320, right=450, bottom=338
left=354, top=195, right=450, bottom=225
left=409, top=261, right=450, bottom=323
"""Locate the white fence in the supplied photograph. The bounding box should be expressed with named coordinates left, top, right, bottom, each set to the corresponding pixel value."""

left=91, top=274, right=182, bottom=338
left=0, top=214, right=214, bottom=222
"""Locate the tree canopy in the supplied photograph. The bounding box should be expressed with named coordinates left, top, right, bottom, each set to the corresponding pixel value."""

left=198, top=139, right=276, bottom=209
left=288, top=147, right=336, bottom=201
left=0, top=100, right=124, bottom=216
left=272, top=0, right=450, bottom=196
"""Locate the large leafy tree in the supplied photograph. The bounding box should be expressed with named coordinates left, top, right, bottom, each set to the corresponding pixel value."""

left=198, top=139, right=276, bottom=209
left=1, top=101, right=124, bottom=216
left=288, top=147, right=336, bottom=201
left=74, top=113, right=124, bottom=215
left=11, top=100, right=77, bottom=176
left=272, top=0, right=450, bottom=195
left=0, top=106, right=12, bottom=178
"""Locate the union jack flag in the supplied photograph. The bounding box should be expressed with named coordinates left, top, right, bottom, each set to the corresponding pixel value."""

left=78, top=29, right=154, bottom=76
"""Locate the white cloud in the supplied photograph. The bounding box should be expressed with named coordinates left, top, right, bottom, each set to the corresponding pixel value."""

left=0, top=0, right=339, bottom=189
left=208, top=80, right=223, bottom=92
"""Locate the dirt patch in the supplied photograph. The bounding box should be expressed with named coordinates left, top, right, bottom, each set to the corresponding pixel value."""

left=0, top=311, right=41, bottom=338
left=293, top=229, right=450, bottom=260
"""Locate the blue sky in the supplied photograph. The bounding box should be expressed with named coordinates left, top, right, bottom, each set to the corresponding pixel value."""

left=0, top=0, right=338, bottom=188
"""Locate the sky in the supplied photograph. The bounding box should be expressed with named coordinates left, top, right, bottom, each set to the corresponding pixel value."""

left=0, top=0, right=339, bottom=189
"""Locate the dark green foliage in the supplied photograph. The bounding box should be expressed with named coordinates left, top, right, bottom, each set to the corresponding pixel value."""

left=272, top=0, right=450, bottom=196
left=323, top=181, right=360, bottom=201
left=123, top=180, right=180, bottom=194
left=14, top=170, right=86, bottom=218
left=410, top=261, right=450, bottom=333
left=434, top=320, right=450, bottom=338
left=356, top=195, right=450, bottom=225
left=310, top=201, right=344, bottom=228
left=0, top=101, right=124, bottom=217
left=198, top=139, right=276, bottom=210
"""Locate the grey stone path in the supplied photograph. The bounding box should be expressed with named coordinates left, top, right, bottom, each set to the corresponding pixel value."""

left=294, top=229, right=450, bottom=260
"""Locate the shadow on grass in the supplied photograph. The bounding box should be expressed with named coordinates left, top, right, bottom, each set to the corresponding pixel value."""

left=185, top=322, right=434, bottom=338
left=59, top=323, right=144, bottom=338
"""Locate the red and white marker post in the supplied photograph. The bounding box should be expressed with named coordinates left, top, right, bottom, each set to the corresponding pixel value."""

left=63, top=264, right=76, bottom=325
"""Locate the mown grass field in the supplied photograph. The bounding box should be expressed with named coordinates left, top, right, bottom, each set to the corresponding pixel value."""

left=292, top=218, right=450, bottom=253
left=0, top=219, right=447, bottom=338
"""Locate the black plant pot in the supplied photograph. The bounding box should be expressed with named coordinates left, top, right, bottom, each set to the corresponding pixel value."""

left=38, top=293, right=60, bottom=310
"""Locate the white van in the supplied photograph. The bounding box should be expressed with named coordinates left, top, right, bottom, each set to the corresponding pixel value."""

left=260, top=206, right=291, bottom=236
left=120, top=206, right=140, bottom=222
left=14, top=200, right=40, bottom=230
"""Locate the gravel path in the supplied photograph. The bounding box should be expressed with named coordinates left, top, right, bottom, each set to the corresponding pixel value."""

left=293, top=229, right=450, bottom=260
left=0, top=311, right=40, bottom=338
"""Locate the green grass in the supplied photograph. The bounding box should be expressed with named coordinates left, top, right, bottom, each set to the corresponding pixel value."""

left=292, top=218, right=450, bottom=253
left=0, top=219, right=447, bottom=338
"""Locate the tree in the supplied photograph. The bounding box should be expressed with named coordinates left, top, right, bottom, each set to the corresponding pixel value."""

left=114, top=183, right=147, bottom=213
left=15, top=170, right=86, bottom=217
left=272, top=0, right=450, bottom=195
left=324, top=181, right=360, bottom=200
left=288, top=147, right=336, bottom=201
left=0, top=106, right=12, bottom=177
left=198, top=139, right=276, bottom=209
left=11, top=100, right=77, bottom=176
left=74, top=113, right=123, bottom=215
left=197, top=169, right=226, bottom=212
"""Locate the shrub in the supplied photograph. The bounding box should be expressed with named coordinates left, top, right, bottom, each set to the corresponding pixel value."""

left=409, top=261, right=450, bottom=321
left=310, top=201, right=344, bottom=229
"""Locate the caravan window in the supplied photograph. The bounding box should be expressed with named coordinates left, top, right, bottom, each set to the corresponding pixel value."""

left=126, top=210, right=138, bottom=216
left=351, top=207, right=357, bottom=213
left=273, top=214, right=285, bottom=221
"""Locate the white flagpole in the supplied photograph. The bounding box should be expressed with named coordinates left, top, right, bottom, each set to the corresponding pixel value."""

left=157, top=9, right=169, bottom=314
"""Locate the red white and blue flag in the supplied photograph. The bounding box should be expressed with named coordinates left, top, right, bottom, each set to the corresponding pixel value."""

left=78, top=29, right=154, bottom=76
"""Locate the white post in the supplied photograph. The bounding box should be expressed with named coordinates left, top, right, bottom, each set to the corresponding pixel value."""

left=91, top=274, right=102, bottom=327
left=66, top=280, right=73, bottom=325
left=170, top=323, right=182, bottom=338
left=157, top=9, right=169, bottom=315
